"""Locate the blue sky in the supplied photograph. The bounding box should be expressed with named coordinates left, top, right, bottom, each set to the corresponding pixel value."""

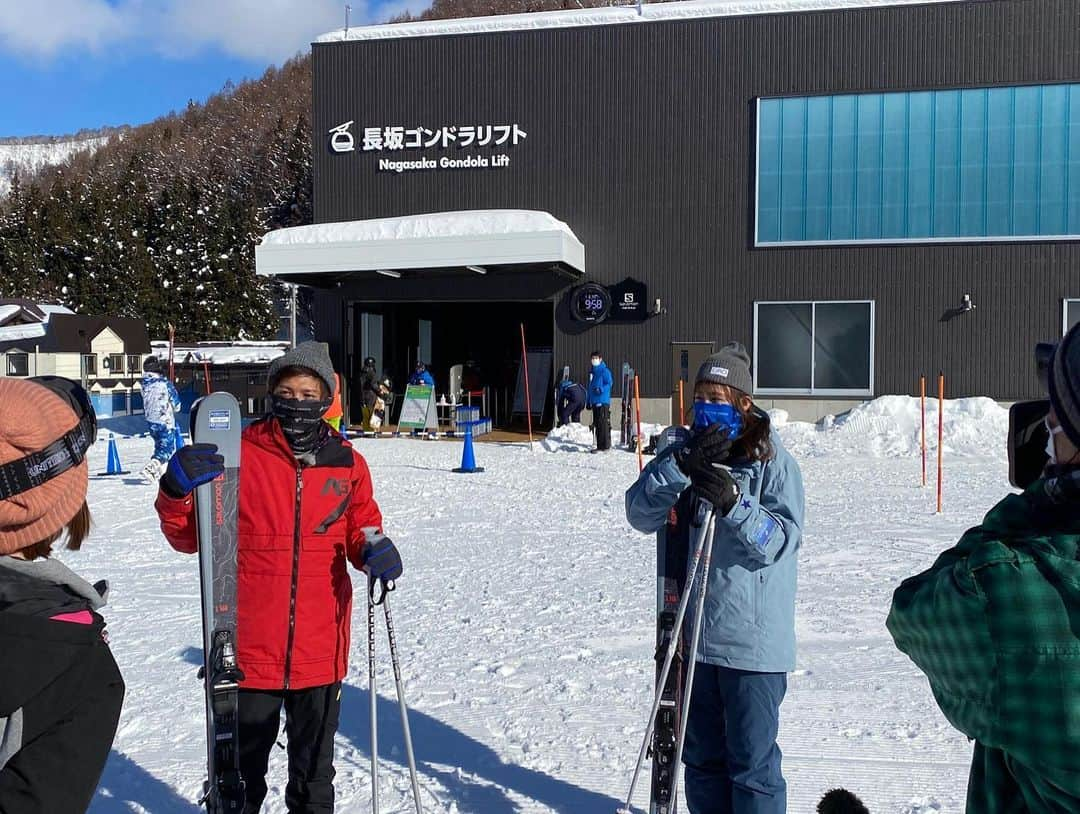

left=0, top=0, right=429, bottom=137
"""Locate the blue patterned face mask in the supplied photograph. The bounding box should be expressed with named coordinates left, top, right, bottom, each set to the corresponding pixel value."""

left=692, top=400, right=743, bottom=438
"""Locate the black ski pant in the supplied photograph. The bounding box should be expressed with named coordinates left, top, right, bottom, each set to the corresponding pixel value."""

left=238, top=682, right=341, bottom=814
left=592, top=404, right=611, bottom=450
left=0, top=635, right=124, bottom=814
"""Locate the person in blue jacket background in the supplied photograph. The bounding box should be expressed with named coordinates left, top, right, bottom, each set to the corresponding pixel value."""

left=140, top=355, right=181, bottom=483
left=408, top=361, right=435, bottom=388
left=625, top=341, right=804, bottom=814
left=586, top=350, right=613, bottom=451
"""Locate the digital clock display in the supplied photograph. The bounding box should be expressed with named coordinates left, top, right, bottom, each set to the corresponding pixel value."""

left=571, top=283, right=612, bottom=323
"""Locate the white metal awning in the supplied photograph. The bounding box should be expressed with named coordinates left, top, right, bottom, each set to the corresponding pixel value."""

left=255, top=210, right=585, bottom=284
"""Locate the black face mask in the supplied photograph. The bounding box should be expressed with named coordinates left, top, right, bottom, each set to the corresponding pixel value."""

left=270, top=395, right=332, bottom=455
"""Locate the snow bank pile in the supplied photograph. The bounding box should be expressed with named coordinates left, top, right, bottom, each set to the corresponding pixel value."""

left=775, top=395, right=1009, bottom=459
left=541, top=422, right=596, bottom=452
left=541, top=421, right=669, bottom=453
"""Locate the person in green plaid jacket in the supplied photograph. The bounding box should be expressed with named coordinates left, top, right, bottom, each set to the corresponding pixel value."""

left=887, top=322, right=1080, bottom=813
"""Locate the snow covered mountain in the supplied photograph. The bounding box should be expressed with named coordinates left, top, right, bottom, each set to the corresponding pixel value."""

left=0, top=133, right=115, bottom=197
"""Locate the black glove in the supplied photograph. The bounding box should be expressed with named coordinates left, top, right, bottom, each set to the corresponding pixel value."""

left=676, top=423, right=734, bottom=480
left=364, top=535, right=403, bottom=583
left=677, top=424, right=739, bottom=513
left=160, top=443, right=225, bottom=498
left=690, top=465, right=740, bottom=514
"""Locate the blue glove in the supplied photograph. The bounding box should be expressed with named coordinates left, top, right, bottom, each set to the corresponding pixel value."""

left=160, top=443, right=225, bottom=498
left=364, top=535, right=403, bottom=583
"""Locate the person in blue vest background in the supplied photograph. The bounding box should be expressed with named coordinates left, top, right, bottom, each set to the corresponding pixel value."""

left=557, top=378, right=587, bottom=427
left=408, top=361, right=435, bottom=388
left=587, top=350, right=613, bottom=451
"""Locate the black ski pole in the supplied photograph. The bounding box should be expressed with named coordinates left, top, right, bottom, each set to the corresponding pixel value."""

left=368, top=574, right=380, bottom=814
left=382, top=587, right=424, bottom=813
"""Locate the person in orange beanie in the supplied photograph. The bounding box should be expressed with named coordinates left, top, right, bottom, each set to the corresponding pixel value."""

left=0, top=377, right=125, bottom=813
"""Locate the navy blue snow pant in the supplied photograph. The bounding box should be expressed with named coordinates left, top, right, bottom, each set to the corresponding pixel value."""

left=683, top=664, right=787, bottom=814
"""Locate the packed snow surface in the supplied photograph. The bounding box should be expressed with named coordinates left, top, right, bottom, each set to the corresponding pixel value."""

left=260, top=211, right=580, bottom=246
left=73, top=395, right=1005, bottom=812
left=317, top=0, right=968, bottom=43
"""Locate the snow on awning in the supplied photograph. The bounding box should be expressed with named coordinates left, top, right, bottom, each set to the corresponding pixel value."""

left=315, top=0, right=968, bottom=43
left=149, top=341, right=290, bottom=366
left=254, top=210, right=585, bottom=283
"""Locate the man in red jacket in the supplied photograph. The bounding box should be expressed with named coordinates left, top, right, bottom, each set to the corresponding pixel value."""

left=155, top=342, right=402, bottom=814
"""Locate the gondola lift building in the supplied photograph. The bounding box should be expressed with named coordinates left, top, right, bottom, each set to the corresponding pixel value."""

left=256, top=0, right=1080, bottom=428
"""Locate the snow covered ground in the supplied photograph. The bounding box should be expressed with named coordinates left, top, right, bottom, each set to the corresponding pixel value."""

left=0, top=136, right=111, bottom=197
left=65, top=396, right=1010, bottom=813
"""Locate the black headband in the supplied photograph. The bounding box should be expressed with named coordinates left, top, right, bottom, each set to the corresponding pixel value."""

left=0, top=377, right=97, bottom=502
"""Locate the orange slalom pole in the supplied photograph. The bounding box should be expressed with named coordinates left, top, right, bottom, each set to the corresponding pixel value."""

left=634, top=375, right=643, bottom=472
left=520, top=323, right=534, bottom=447
left=937, top=371, right=944, bottom=513
left=203, top=359, right=213, bottom=394
left=678, top=379, right=685, bottom=427
left=920, top=375, right=927, bottom=487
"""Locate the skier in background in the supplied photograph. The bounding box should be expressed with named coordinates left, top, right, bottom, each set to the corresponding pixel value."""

left=556, top=378, right=587, bottom=427
left=154, top=341, right=404, bottom=813
left=408, top=361, right=434, bottom=388
left=0, top=377, right=125, bottom=813
left=888, top=321, right=1080, bottom=813
left=587, top=350, right=613, bottom=451
left=140, top=355, right=181, bottom=483
left=625, top=342, right=804, bottom=814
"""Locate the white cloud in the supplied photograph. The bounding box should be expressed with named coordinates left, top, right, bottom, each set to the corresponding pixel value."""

left=0, top=0, right=426, bottom=64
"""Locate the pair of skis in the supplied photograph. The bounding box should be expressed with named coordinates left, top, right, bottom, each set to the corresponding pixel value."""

left=191, top=394, right=422, bottom=813
left=620, top=427, right=718, bottom=814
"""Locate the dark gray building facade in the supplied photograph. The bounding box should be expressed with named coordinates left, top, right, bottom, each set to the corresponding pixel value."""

left=297, top=0, right=1080, bottom=425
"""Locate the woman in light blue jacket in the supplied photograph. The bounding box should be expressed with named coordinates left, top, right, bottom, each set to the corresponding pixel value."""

left=625, top=342, right=804, bottom=814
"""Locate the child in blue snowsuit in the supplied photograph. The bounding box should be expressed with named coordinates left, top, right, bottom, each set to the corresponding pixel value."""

left=140, top=356, right=180, bottom=482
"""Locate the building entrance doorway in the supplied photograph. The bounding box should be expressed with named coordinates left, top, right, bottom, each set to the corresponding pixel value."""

left=347, top=301, right=554, bottom=429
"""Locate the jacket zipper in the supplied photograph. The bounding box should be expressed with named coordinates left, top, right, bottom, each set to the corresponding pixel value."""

left=282, top=466, right=303, bottom=689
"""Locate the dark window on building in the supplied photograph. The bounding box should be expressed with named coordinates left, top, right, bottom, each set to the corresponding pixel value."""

left=6, top=353, right=29, bottom=377
left=106, top=353, right=124, bottom=374
left=1066, top=300, right=1080, bottom=334
left=82, top=354, right=97, bottom=377
left=128, top=355, right=141, bottom=375
left=757, top=84, right=1080, bottom=244
left=754, top=301, right=874, bottom=395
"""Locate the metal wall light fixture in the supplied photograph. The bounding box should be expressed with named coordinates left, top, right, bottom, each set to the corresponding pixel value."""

left=466, top=265, right=488, bottom=275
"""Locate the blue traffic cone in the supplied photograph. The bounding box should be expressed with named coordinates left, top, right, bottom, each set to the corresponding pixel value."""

left=453, top=424, right=484, bottom=474
left=173, top=425, right=185, bottom=451
left=98, top=433, right=130, bottom=476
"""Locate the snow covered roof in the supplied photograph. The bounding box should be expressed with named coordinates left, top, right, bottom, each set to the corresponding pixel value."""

left=255, top=210, right=585, bottom=279
left=316, top=0, right=967, bottom=43
left=149, top=341, right=290, bottom=366
left=0, top=302, right=75, bottom=343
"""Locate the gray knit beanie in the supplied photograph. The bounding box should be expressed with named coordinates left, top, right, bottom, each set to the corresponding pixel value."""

left=267, top=341, right=337, bottom=398
left=696, top=341, right=753, bottom=395
left=1048, top=321, right=1080, bottom=449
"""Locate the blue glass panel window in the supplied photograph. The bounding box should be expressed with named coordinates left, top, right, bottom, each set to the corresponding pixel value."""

left=756, top=83, right=1080, bottom=243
